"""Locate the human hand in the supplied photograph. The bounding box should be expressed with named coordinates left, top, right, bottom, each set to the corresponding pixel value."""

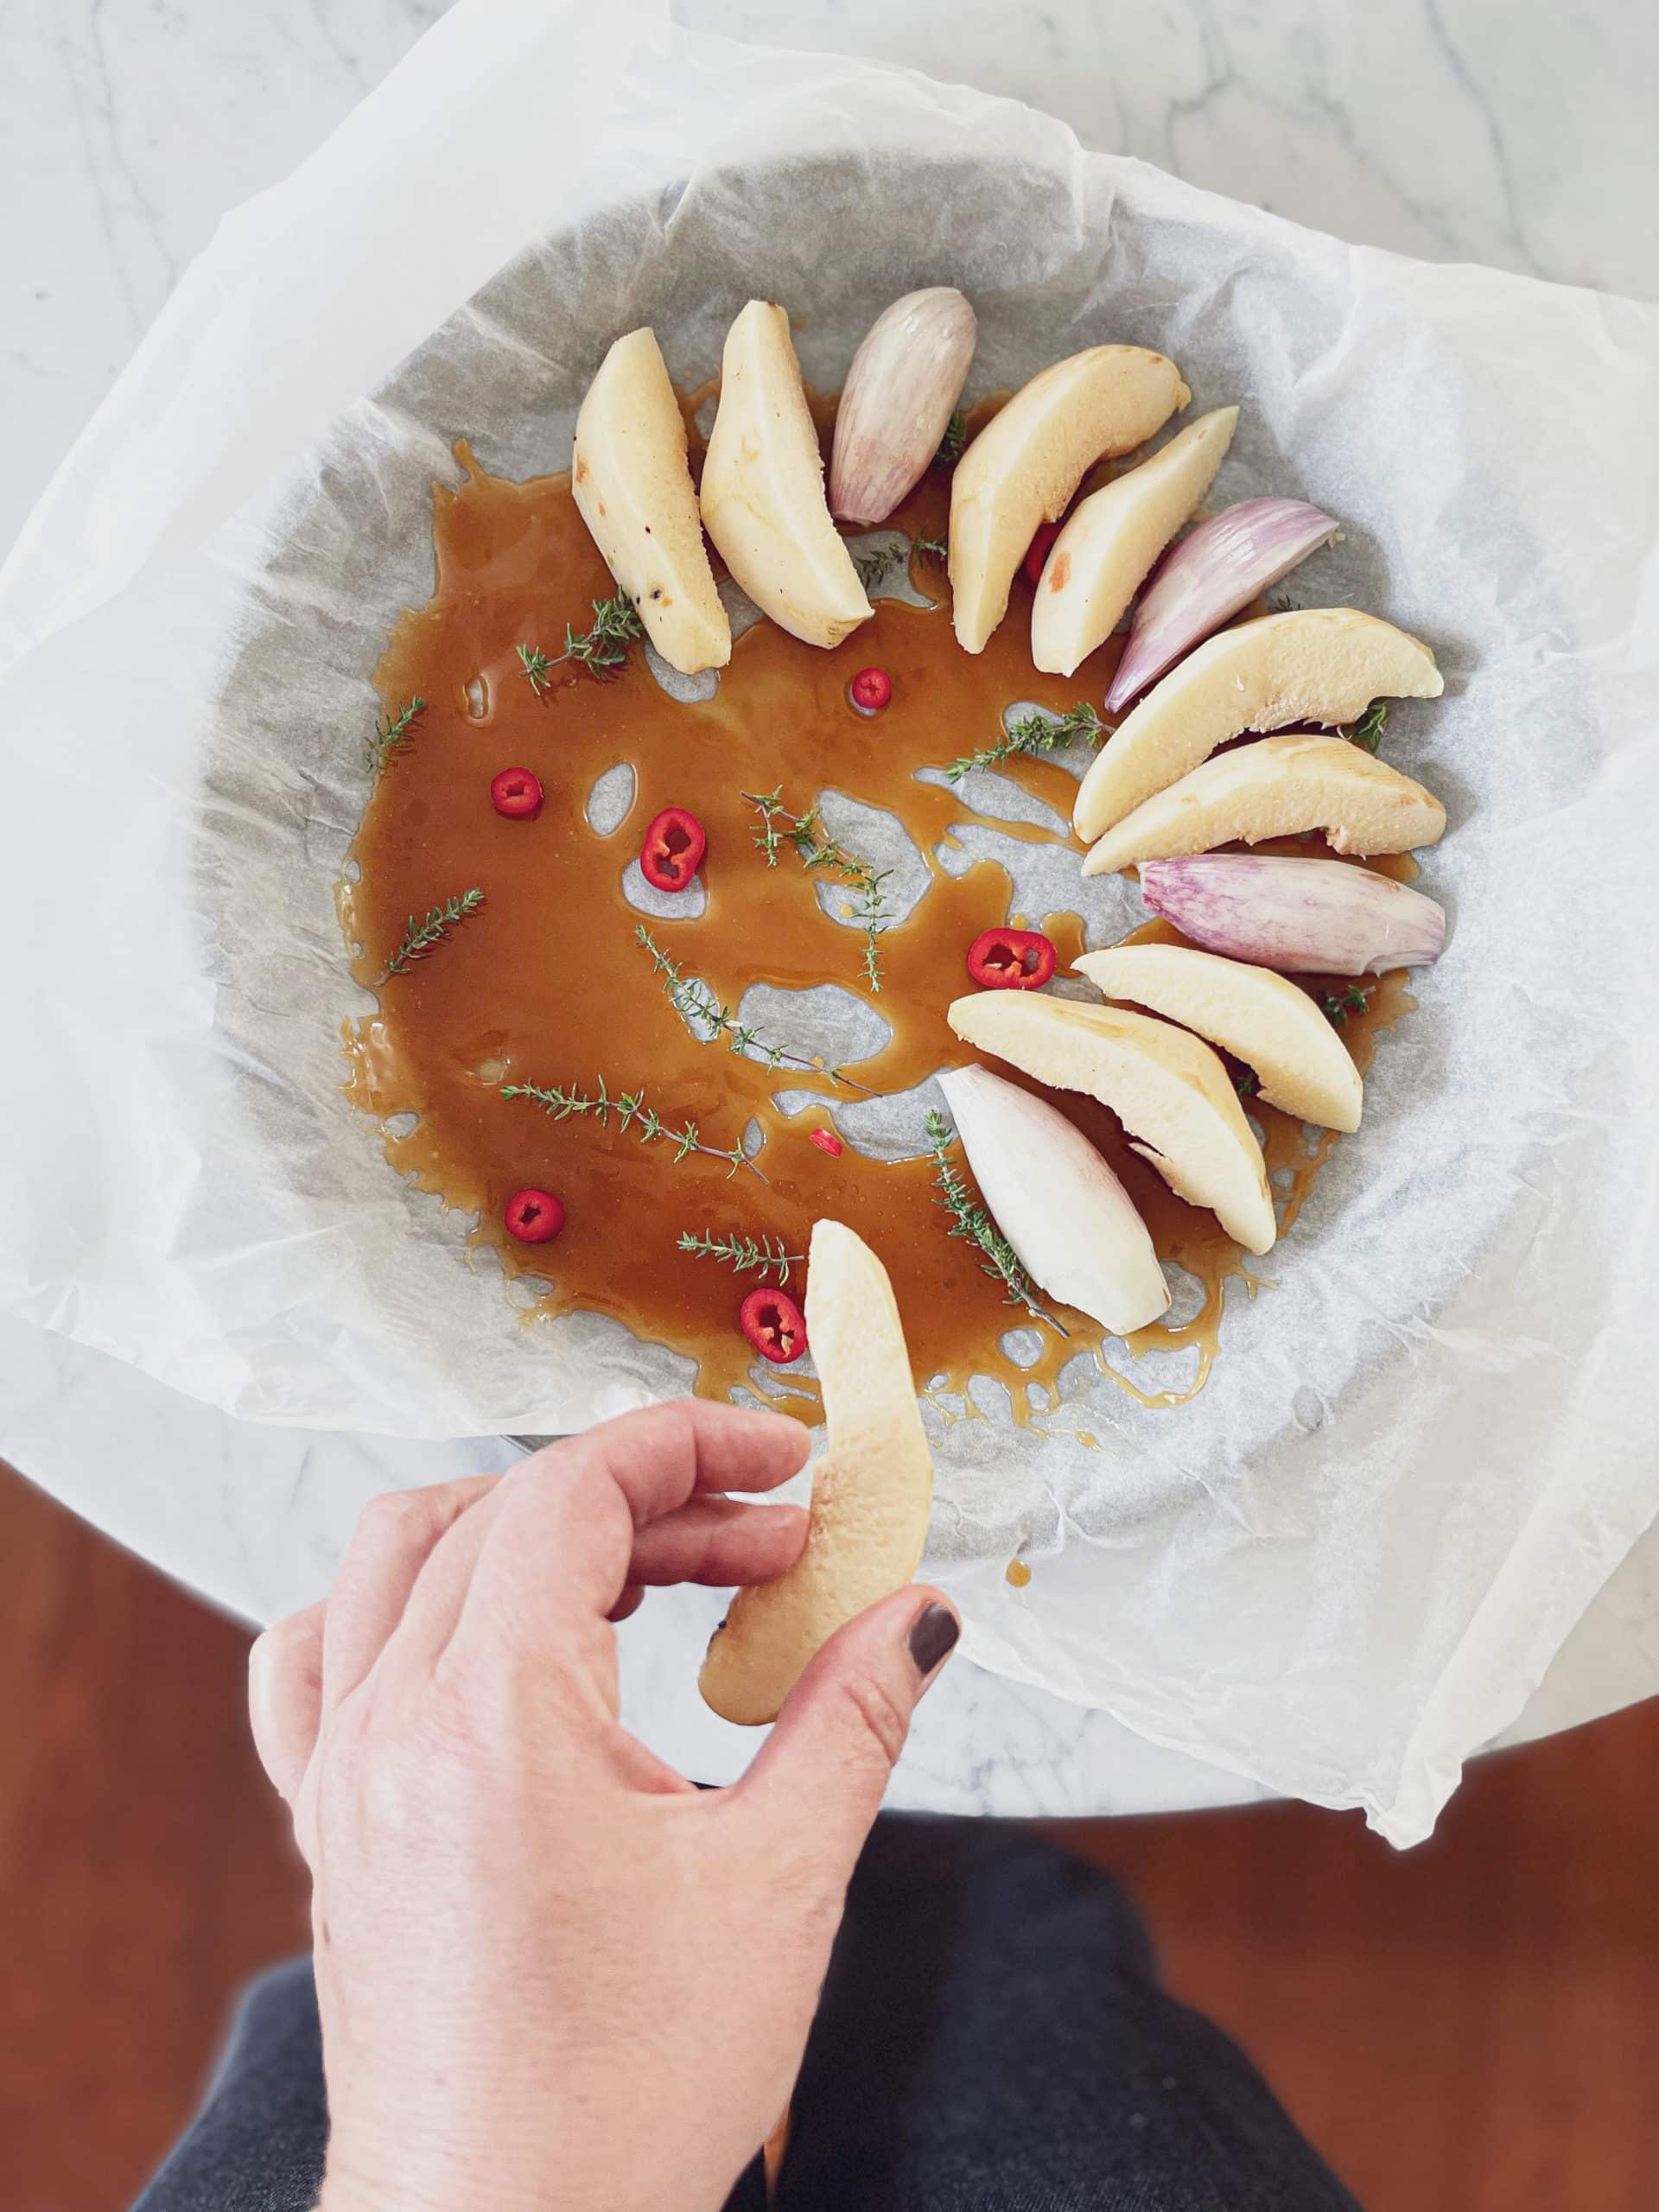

left=247, top=1400, right=960, bottom=2212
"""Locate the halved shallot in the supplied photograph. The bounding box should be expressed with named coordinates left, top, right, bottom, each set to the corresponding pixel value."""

left=1107, top=497, right=1339, bottom=712
left=1139, top=854, right=1446, bottom=975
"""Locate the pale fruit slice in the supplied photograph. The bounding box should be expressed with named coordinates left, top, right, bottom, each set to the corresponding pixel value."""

left=1074, top=608, right=1443, bottom=840
left=570, top=328, right=731, bottom=677
left=1076, top=943, right=1363, bottom=1133
left=1031, top=407, right=1238, bottom=677
left=936, top=1065, right=1170, bottom=1334
left=699, top=302, right=873, bottom=650
left=1082, top=734, right=1446, bottom=878
left=700, top=1219, right=932, bottom=1726
left=947, top=992, right=1275, bottom=1255
left=950, top=346, right=1190, bottom=654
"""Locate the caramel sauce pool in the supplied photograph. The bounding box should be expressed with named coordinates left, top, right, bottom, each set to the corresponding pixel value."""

left=341, top=400, right=1413, bottom=1421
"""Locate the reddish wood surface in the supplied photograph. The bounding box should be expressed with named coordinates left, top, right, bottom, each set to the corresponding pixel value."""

left=1052, top=1689, right=1659, bottom=2194
left=1, top=1458, right=1654, bottom=2210
left=0, top=1464, right=310, bottom=2212
left=1052, top=1704, right=1659, bottom=2209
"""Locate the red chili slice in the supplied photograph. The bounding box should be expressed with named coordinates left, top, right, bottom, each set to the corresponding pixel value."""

left=740, top=1286, right=808, bottom=1364
left=490, top=766, right=543, bottom=819
left=639, top=805, right=706, bottom=892
left=967, top=927, right=1058, bottom=991
left=505, top=1188, right=566, bottom=1243
left=849, top=666, right=892, bottom=715
left=809, top=1128, right=844, bottom=1158
left=1024, top=522, right=1061, bottom=586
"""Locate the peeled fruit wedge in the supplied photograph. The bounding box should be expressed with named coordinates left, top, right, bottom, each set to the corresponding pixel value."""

left=1031, top=407, right=1238, bottom=677
left=699, top=1219, right=933, bottom=1726
left=937, top=1066, right=1170, bottom=1335
left=699, top=302, right=873, bottom=652
left=1076, top=943, right=1363, bottom=1133
left=1082, top=734, right=1447, bottom=878
left=1074, top=608, right=1444, bottom=840
left=950, top=346, right=1190, bottom=655
left=947, top=992, right=1276, bottom=1255
left=571, top=328, right=731, bottom=677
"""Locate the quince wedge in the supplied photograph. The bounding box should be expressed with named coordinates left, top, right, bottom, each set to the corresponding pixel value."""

left=700, top=1219, right=932, bottom=1726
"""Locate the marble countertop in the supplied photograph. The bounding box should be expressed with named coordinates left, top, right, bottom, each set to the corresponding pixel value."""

left=3, top=0, right=1656, bottom=1819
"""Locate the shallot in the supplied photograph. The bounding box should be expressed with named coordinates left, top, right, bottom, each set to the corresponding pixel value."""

left=1139, top=854, right=1446, bottom=975
left=1108, top=498, right=1339, bottom=712
left=830, top=289, right=977, bottom=525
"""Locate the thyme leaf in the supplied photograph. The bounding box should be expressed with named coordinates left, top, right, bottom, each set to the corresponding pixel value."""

left=936, top=410, right=968, bottom=467
left=1346, top=699, right=1389, bottom=754
left=853, top=542, right=904, bottom=594
left=742, top=789, right=893, bottom=995
left=518, top=594, right=645, bottom=692
left=563, top=592, right=644, bottom=675
left=1321, top=982, right=1371, bottom=1028
left=676, top=1230, right=803, bottom=1286
left=634, top=926, right=873, bottom=1091
left=500, top=1075, right=765, bottom=1181
left=944, top=701, right=1105, bottom=784
left=855, top=528, right=948, bottom=589
left=379, top=888, right=483, bottom=982
left=370, top=696, right=425, bottom=774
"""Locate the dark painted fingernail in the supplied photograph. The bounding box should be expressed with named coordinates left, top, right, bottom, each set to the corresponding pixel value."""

left=906, top=1602, right=960, bottom=1679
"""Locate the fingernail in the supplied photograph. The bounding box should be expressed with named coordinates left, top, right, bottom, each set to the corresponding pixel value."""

left=906, top=1602, right=960, bottom=1679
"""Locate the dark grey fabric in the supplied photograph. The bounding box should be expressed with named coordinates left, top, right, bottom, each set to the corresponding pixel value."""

left=133, top=1958, right=327, bottom=2211
left=782, top=1818, right=1360, bottom=2211
left=133, top=1818, right=1359, bottom=2210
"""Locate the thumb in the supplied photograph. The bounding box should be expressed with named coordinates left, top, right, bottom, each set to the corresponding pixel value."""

left=733, top=1586, right=960, bottom=1871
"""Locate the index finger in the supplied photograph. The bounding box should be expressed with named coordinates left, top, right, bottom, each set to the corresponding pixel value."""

left=561, top=1398, right=813, bottom=1517
left=449, top=1400, right=810, bottom=1654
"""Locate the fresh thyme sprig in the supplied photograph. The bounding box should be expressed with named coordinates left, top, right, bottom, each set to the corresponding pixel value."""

left=924, top=1109, right=1068, bottom=1336
left=517, top=644, right=555, bottom=695
left=857, top=530, right=947, bottom=593
left=676, top=1230, right=803, bottom=1286
left=1346, top=700, right=1389, bottom=754
left=634, top=926, right=874, bottom=1091
left=370, top=696, right=425, bottom=774
left=500, top=1075, right=764, bottom=1181
left=567, top=593, right=645, bottom=672
left=1321, top=982, right=1371, bottom=1028
left=936, top=410, right=968, bottom=467
left=944, top=701, right=1106, bottom=784
left=1235, top=1067, right=1259, bottom=1098
left=853, top=542, right=904, bottom=594
left=743, top=788, right=893, bottom=994
left=518, top=594, right=645, bottom=692
left=379, top=888, right=483, bottom=981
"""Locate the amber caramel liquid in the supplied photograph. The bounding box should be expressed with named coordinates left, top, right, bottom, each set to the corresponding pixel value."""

left=340, top=399, right=1412, bottom=1420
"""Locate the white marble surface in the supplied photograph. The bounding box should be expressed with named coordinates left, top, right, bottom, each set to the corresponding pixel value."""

left=4, top=0, right=1655, bottom=562
left=3, top=0, right=1656, bottom=1819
